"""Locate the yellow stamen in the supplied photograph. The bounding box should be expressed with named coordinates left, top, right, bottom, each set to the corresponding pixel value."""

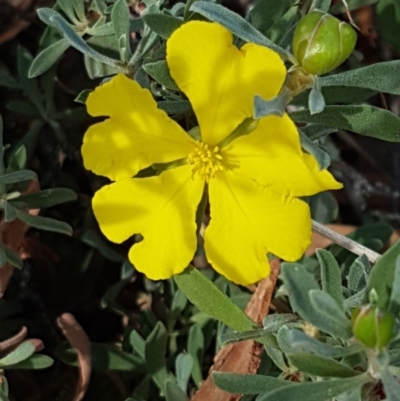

left=187, top=142, right=224, bottom=182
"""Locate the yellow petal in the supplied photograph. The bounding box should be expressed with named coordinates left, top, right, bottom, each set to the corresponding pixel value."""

left=204, top=170, right=312, bottom=285
left=223, top=114, right=342, bottom=197
left=92, top=165, right=204, bottom=280
left=82, top=74, right=195, bottom=181
left=166, top=21, right=286, bottom=146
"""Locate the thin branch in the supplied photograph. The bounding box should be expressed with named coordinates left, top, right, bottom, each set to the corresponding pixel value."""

left=312, top=220, right=381, bottom=264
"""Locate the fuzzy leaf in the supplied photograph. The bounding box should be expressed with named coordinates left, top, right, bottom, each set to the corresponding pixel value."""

left=288, top=353, right=360, bottom=378
left=143, top=13, right=183, bottom=39
left=316, top=249, right=344, bottom=308
left=175, top=266, right=256, bottom=332
left=29, top=39, right=70, bottom=78
left=190, top=1, right=290, bottom=58
left=143, top=60, right=178, bottom=90
left=213, top=372, right=291, bottom=395
left=256, top=374, right=369, bottom=401
left=320, top=61, right=400, bottom=96
left=290, top=105, right=400, bottom=142
left=367, top=241, right=400, bottom=309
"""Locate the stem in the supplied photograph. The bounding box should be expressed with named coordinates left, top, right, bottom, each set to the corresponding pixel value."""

left=312, top=220, right=381, bottom=264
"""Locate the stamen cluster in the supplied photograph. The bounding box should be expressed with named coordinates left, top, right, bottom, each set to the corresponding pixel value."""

left=187, top=142, right=224, bottom=182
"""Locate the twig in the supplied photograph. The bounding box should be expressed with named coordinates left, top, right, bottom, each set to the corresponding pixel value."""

left=312, top=220, right=381, bottom=264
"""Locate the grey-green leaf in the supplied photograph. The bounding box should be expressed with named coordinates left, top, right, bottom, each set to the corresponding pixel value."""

left=28, top=38, right=70, bottom=78
left=143, top=60, right=178, bottom=90
left=256, top=374, right=370, bottom=401
left=12, top=188, right=77, bottom=209
left=175, top=266, right=256, bottom=332
left=165, top=380, right=189, bottom=401
left=316, top=249, right=344, bottom=308
left=290, top=105, right=400, bottom=142
left=320, top=61, right=400, bottom=96
left=213, top=372, right=291, bottom=395
left=176, top=353, right=193, bottom=391
left=15, top=209, right=73, bottom=236
left=0, top=170, right=36, bottom=185
left=299, top=131, right=331, bottom=170
left=288, top=353, right=360, bottom=378
left=143, top=13, right=183, bottom=39
left=309, top=290, right=352, bottom=338
left=5, top=354, right=53, bottom=370
left=190, top=1, right=290, bottom=58
left=0, top=341, right=35, bottom=367
left=367, top=241, right=400, bottom=309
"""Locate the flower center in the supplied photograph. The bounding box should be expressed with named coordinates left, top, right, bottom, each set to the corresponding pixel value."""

left=187, top=142, right=224, bottom=182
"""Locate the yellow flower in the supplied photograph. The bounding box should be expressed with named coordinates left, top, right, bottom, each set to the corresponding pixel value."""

left=82, top=21, right=342, bottom=285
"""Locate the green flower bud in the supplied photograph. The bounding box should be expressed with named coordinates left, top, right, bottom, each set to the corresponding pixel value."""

left=292, top=11, right=357, bottom=75
left=351, top=306, right=395, bottom=350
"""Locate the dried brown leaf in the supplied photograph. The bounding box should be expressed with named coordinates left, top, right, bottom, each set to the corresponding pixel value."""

left=190, top=259, right=281, bottom=401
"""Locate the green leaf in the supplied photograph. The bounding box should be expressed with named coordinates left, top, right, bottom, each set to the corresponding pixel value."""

left=81, top=231, right=125, bottom=263
left=4, top=245, right=23, bottom=269
left=0, top=170, right=36, bottom=185
left=301, top=124, right=337, bottom=141
left=158, top=100, right=191, bottom=114
left=367, top=241, right=400, bottom=309
left=7, top=145, right=27, bottom=172
left=75, top=89, right=91, bottom=104
left=320, top=61, right=400, bottom=96
left=15, top=209, right=73, bottom=236
left=299, top=130, right=330, bottom=170
left=248, top=0, right=293, bottom=37
left=188, top=324, right=204, bottom=387
left=128, top=26, right=158, bottom=67
left=3, top=202, right=17, bottom=222
left=381, top=368, right=400, bottom=401
left=143, top=13, right=183, bottom=39
left=311, top=0, right=332, bottom=12
left=309, top=77, right=325, bottom=115
left=347, top=254, right=369, bottom=293
left=330, top=0, right=377, bottom=13
left=40, top=10, right=120, bottom=68
left=5, top=354, right=53, bottom=369
left=288, top=329, right=362, bottom=358
left=390, top=256, right=400, bottom=314
left=130, top=330, right=146, bottom=359
left=111, top=0, right=132, bottom=61
left=169, top=289, right=188, bottom=331
left=306, top=192, right=338, bottom=224
left=190, top=1, right=290, bottom=58
left=57, top=342, right=145, bottom=371
left=165, top=380, right=189, bottom=401
left=280, top=263, right=320, bottom=321
left=0, top=388, right=8, bottom=401
left=377, top=0, right=400, bottom=52
left=309, top=290, right=352, bottom=338
left=28, top=39, right=70, bottom=78
left=145, top=322, right=169, bottom=392
left=72, top=0, right=86, bottom=21
left=112, top=0, right=130, bottom=53
left=0, top=70, right=18, bottom=89
left=0, top=341, right=35, bottom=367
left=290, top=105, right=400, bottom=142
left=256, top=374, right=369, bottom=401
left=12, top=188, right=77, bottom=209
left=143, top=61, right=178, bottom=90
left=316, top=249, right=344, bottom=308
left=213, top=372, right=291, bottom=395
left=288, top=353, right=360, bottom=378
left=175, top=266, right=256, bottom=332
left=17, top=47, right=46, bottom=117
left=175, top=353, right=193, bottom=391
